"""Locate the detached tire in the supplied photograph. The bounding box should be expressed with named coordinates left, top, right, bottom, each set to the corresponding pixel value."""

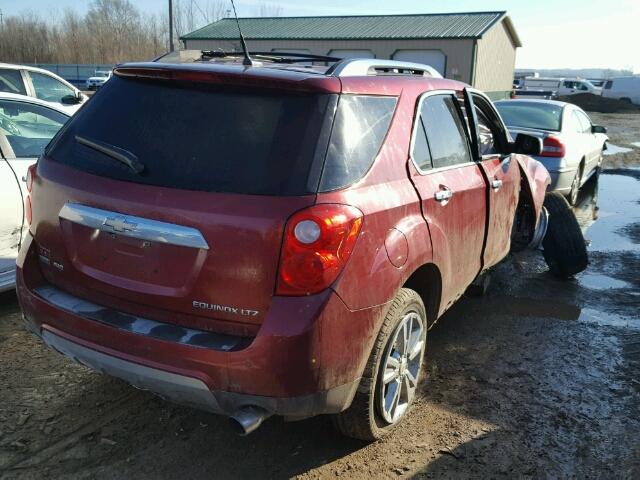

left=542, top=192, right=588, bottom=278
left=332, top=288, right=427, bottom=441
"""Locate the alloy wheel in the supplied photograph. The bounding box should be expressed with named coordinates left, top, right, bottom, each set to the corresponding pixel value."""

left=378, top=311, right=426, bottom=424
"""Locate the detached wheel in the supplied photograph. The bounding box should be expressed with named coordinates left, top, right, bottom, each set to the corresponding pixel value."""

left=542, top=192, right=588, bottom=278
left=332, top=288, right=427, bottom=441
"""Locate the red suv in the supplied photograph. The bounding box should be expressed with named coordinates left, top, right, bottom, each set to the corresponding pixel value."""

left=17, top=54, right=587, bottom=440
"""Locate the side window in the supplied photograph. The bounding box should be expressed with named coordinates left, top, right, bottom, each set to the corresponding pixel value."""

left=604, top=81, right=613, bottom=90
left=576, top=111, right=592, bottom=133
left=475, top=108, right=498, bottom=156
left=0, top=100, right=67, bottom=158
left=420, top=94, right=471, bottom=169
left=411, top=119, right=432, bottom=170
left=570, top=111, right=586, bottom=133
left=0, top=69, right=27, bottom=95
left=28, top=72, right=75, bottom=103
left=320, top=95, right=397, bottom=191
left=577, top=82, right=589, bottom=91
left=563, top=81, right=574, bottom=89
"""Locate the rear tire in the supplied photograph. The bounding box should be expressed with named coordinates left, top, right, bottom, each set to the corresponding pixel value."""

left=542, top=192, right=588, bottom=278
left=332, top=288, right=427, bottom=441
left=567, top=166, right=582, bottom=206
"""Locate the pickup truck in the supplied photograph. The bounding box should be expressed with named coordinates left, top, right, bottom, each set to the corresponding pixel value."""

left=523, top=77, right=602, bottom=97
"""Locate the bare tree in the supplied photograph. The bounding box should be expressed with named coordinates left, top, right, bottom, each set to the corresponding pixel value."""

left=173, top=0, right=228, bottom=48
left=258, top=3, right=283, bottom=17
left=0, top=0, right=285, bottom=64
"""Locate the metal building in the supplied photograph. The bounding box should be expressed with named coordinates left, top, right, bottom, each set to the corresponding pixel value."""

left=180, top=11, right=521, bottom=99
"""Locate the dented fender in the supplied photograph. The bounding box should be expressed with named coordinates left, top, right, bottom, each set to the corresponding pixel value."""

left=516, top=154, right=551, bottom=221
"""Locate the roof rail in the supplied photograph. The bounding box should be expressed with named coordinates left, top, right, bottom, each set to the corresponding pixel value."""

left=326, top=59, right=442, bottom=78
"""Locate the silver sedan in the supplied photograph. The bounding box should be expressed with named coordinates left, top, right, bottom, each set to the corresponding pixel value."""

left=495, top=99, right=608, bottom=205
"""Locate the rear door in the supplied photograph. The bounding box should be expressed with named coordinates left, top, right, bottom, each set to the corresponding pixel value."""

left=463, top=90, right=521, bottom=268
left=574, top=109, right=601, bottom=175
left=0, top=98, right=67, bottom=279
left=408, top=91, right=487, bottom=312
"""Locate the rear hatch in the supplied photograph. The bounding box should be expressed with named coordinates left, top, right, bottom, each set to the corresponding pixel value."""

left=31, top=67, right=338, bottom=331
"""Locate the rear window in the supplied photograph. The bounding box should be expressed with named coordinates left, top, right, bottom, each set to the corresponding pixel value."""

left=0, top=69, right=27, bottom=95
left=48, top=76, right=333, bottom=196
left=495, top=101, right=562, bottom=132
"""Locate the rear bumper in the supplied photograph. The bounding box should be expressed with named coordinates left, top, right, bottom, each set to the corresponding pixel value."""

left=530, top=156, right=577, bottom=195
left=17, top=233, right=382, bottom=418
left=547, top=170, right=575, bottom=194
left=36, top=327, right=358, bottom=417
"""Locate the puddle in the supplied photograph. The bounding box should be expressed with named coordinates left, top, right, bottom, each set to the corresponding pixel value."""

left=577, top=273, right=631, bottom=290
left=579, top=308, right=640, bottom=329
left=465, top=295, right=638, bottom=329
left=580, top=171, right=640, bottom=252
left=463, top=296, right=582, bottom=321
left=604, top=144, right=633, bottom=155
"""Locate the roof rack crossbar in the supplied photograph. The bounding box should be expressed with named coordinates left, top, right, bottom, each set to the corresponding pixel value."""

left=326, top=59, right=443, bottom=78
left=199, top=50, right=341, bottom=63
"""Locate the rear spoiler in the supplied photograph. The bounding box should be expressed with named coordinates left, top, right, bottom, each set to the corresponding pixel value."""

left=113, top=63, right=341, bottom=94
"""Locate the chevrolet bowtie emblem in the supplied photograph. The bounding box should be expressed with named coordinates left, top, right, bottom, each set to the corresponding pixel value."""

left=103, top=216, right=137, bottom=233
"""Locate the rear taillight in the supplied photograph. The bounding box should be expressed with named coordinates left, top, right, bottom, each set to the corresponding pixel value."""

left=276, top=204, right=363, bottom=296
left=541, top=136, right=566, bottom=157
left=25, top=164, right=36, bottom=225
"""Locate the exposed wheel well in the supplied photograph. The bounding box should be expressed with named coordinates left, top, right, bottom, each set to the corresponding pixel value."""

left=511, top=174, right=537, bottom=252
left=403, top=263, right=441, bottom=327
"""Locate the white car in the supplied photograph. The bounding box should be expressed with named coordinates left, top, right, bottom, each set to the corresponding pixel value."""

left=0, top=63, right=88, bottom=115
left=495, top=99, right=608, bottom=205
left=602, top=76, right=640, bottom=105
left=0, top=92, right=69, bottom=291
left=85, top=70, right=113, bottom=90
left=522, top=77, right=602, bottom=96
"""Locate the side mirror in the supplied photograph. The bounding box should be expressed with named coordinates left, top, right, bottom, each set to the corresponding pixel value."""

left=592, top=125, right=607, bottom=134
left=510, top=133, right=542, bottom=156
left=61, top=94, right=81, bottom=105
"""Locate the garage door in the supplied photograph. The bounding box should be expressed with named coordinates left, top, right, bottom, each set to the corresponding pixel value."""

left=328, top=49, right=375, bottom=59
left=392, top=50, right=446, bottom=76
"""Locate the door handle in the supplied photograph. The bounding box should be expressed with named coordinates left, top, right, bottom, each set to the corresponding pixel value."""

left=434, top=187, right=453, bottom=203
left=491, top=179, right=503, bottom=190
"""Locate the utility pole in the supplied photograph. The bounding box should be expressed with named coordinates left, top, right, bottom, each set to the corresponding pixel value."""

left=169, top=0, right=174, bottom=52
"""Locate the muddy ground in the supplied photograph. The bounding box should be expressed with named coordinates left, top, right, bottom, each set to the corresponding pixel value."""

left=1, top=113, right=639, bottom=479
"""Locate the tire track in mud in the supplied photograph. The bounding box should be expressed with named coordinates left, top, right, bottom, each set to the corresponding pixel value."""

left=3, top=392, right=140, bottom=472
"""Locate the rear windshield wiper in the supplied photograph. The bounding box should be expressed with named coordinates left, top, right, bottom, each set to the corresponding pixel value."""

left=75, top=135, right=145, bottom=174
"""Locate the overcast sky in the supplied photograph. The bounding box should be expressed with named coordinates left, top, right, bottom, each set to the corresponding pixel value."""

left=1, top=0, right=638, bottom=72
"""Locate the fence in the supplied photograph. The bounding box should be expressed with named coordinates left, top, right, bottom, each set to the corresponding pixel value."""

left=24, top=64, right=115, bottom=87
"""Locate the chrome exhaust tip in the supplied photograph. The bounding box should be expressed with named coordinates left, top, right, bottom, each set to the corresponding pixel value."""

left=228, top=406, right=271, bottom=436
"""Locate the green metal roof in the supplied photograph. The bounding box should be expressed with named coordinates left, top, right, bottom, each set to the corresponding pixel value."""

left=181, top=11, right=519, bottom=44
